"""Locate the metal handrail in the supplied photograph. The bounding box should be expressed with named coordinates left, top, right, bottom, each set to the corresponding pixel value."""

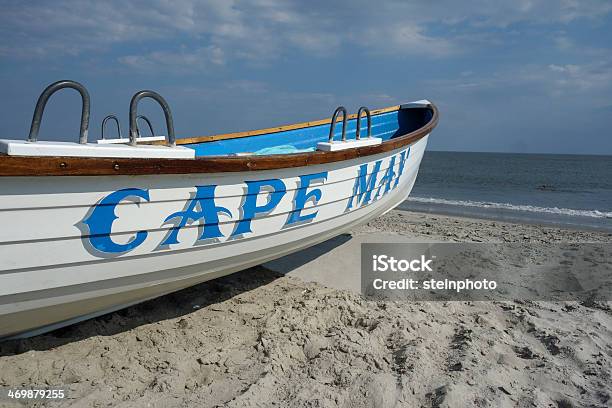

left=28, top=80, right=90, bottom=144
left=128, top=90, right=175, bottom=147
left=328, top=106, right=348, bottom=142
left=101, top=115, right=121, bottom=140
left=355, top=106, right=371, bottom=140
left=136, top=115, right=155, bottom=138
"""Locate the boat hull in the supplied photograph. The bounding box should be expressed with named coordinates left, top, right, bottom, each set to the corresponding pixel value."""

left=0, top=135, right=429, bottom=339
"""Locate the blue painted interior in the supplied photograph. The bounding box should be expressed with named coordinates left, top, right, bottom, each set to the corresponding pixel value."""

left=186, top=108, right=432, bottom=157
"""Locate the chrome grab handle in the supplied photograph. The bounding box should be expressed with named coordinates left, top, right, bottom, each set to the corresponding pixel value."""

left=101, top=115, right=121, bottom=140
left=128, top=90, right=175, bottom=147
left=328, top=106, right=348, bottom=142
left=136, top=115, right=155, bottom=138
left=355, top=106, right=371, bottom=140
left=28, top=80, right=90, bottom=144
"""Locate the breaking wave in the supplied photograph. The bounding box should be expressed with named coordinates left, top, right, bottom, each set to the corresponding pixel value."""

left=407, top=196, right=612, bottom=219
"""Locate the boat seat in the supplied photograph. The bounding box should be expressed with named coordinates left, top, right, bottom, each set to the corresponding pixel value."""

left=316, top=137, right=382, bottom=152
left=0, top=139, right=195, bottom=159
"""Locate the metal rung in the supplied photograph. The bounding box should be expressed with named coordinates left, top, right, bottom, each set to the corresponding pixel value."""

left=136, top=115, right=154, bottom=137
left=101, top=115, right=121, bottom=140
left=355, top=106, right=371, bottom=140
left=129, top=91, right=175, bottom=147
left=328, top=106, right=348, bottom=142
left=28, top=80, right=90, bottom=144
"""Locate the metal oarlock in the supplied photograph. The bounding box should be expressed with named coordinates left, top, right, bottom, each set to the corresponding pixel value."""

left=328, top=106, right=348, bottom=142
left=28, top=80, right=90, bottom=144
left=101, top=115, right=121, bottom=140
left=128, top=90, right=175, bottom=147
left=355, top=107, right=371, bottom=140
left=136, top=115, right=155, bottom=138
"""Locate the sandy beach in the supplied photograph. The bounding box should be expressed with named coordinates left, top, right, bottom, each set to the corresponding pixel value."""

left=1, top=210, right=611, bottom=407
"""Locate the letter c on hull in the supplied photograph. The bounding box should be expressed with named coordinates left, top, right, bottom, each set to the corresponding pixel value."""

left=84, top=188, right=150, bottom=254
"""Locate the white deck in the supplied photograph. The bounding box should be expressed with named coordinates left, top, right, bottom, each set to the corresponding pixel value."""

left=316, top=137, right=382, bottom=152
left=0, top=139, right=195, bottom=159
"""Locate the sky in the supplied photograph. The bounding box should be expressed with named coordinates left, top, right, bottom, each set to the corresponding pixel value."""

left=1, top=0, right=611, bottom=154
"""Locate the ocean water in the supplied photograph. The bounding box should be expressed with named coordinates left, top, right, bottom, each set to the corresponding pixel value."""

left=400, top=151, right=612, bottom=232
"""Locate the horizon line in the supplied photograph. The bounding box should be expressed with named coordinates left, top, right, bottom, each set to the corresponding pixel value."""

left=427, top=149, right=612, bottom=157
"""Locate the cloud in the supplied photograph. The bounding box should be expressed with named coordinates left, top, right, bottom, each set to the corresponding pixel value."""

left=2, top=0, right=600, bottom=63
left=357, top=24, right=456, bottom=57
left=1, top=0, right=611, bottom=75
left=428, top=0, right=612, bottom=27
left=546, top=62, right=612, bottom=92
left=553, top=33, right=575, bottom=51
left=0, top=0, right=237, bottom=57
left=425, top=57, right=612, bottom=112
left=118, top=46, right=225, bottom=73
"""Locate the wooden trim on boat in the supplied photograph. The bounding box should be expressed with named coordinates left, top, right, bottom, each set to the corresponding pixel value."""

left=0, top=104, right=438, bottom=177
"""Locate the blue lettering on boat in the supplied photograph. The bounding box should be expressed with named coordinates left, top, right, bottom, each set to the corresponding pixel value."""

left=161, top=185, right=231, bottom=245
left=346, top=160, right=382, bottom=210
left=285, top=172, right=328, bottom=226
left=375, top=155, right=396, bottom=200
left=393, top=148, right=409, bottom=189
left=231, top=179, right=287, bottom=237
left=84, top=148, right=410, bottom=254
left=346, top=147, right=409, bottom=210
left=84, top=188, right=150, bottom=253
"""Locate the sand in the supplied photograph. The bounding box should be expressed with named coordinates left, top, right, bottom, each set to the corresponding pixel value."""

left=0, top=210, right=611, bottom=407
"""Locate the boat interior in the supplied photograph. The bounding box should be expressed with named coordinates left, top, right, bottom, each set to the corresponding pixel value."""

left=185, top=103, right=434, bottom=157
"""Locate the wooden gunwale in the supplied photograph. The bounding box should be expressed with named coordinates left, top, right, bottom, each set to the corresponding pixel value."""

left=0, top=103, right=438, bottom=177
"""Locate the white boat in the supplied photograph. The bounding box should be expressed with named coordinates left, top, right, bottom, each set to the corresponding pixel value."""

left=0, top=80, right=438, bottom=339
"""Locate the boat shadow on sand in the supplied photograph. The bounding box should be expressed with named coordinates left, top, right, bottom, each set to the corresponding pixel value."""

left=0, top=234, right=352, bottom=356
